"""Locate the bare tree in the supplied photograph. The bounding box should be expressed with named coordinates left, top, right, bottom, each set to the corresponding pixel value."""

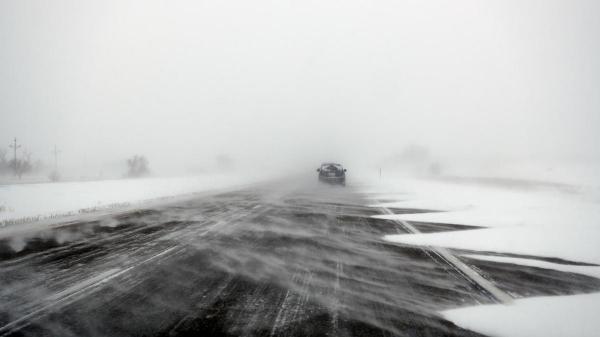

left=9, top=150, right=33, bottom=180
left=126, top=155, right=149, bottom=177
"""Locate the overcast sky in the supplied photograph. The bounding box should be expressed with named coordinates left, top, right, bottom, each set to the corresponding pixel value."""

left=1, top=0, right=599, bottom=174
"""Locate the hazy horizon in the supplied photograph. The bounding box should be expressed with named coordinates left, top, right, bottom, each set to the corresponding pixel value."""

left=2, top=0, right=599, bottom=177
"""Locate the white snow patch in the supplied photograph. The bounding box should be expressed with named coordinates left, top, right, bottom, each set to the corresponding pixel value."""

left=462, top=254, right=600, bottom=279
left=442, top=292, right=600, bottom=337
left=384, top=226, right=600, bottom=265
left=365, top=177, right=600, bottom=265
left=374, top=201, right=600, bottom=229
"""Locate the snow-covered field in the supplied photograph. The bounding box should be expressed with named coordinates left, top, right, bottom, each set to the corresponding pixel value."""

left=0, top=174, right=269, bottom=227
left=433, top=157, right=600, bottom=190
left=359, top=169, right=600, bottom=337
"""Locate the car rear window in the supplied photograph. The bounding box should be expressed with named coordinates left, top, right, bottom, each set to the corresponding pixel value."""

left=321, top=164, right=342, bottom=171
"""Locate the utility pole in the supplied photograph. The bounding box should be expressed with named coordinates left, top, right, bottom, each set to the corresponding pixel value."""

left=51, top=145, right=60, bottom=174
left=9, top=137, right=21, bottom=177
left=380, top=168, right=381, bottom=178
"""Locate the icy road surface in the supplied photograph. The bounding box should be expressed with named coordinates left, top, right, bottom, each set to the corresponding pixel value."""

left=1, top=179, right=599, bottom=336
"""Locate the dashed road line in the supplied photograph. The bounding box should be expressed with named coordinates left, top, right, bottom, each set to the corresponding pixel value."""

left=379, top=206, right=514, bottom=305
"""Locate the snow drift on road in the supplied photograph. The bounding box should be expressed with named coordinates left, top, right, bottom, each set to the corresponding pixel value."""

left=360, top=173, right=600, bottom=337
left=461, top=254, right=600, bottom=280
left=367, top=179, right=600, bottom=265
left=442, top=292, right=600, bottom=337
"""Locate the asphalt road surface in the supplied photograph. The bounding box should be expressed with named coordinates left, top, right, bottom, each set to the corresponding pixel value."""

left=1, top=179, right=599, bottom=336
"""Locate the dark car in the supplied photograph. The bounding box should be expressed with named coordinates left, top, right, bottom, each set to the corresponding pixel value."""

left=317, top=163, right=347, bottom=186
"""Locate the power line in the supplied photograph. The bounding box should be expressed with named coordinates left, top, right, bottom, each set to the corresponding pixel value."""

left=9, top=137, right=21, bottom=177
left=51, top=145, right=60, bottom=174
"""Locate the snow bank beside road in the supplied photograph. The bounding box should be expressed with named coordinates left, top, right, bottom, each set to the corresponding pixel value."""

left=366, top=178, right=600, bottom=265
left=442, top=292, right=600, bottom=337
left=462, top=254, right=600, bottom=279
left=0, top=174, right=267, bottom=226
left=384, top=225, right=600, bottom=265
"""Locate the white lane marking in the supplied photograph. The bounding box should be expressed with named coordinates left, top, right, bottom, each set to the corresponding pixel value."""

left=253, top=205, right=262, bottom=209
left=47, top=245, right=178, bottom=303
left=1, top=245, right=180, bottom=335
left=139, top=246, right=179, bottom=264
left=45, top=268, right=122, bottom=301
left=1, top=267, right=132, bottom=334
left=331, top=260, right=342, bottom=332
left=379, top=207, right=514, bottom=305
left=270, top=290, right=292, bottom=336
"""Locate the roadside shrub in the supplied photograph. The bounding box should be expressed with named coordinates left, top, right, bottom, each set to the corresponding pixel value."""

left=126, top=155, right=149, bottom=178
left=48, top=171, right=60, bottom=181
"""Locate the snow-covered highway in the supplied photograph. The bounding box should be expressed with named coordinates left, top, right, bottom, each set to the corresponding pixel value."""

left=1, top=179, right=599, bottom=336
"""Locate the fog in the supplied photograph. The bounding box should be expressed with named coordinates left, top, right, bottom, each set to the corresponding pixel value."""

left=1, top=0, right=599, bottom=178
